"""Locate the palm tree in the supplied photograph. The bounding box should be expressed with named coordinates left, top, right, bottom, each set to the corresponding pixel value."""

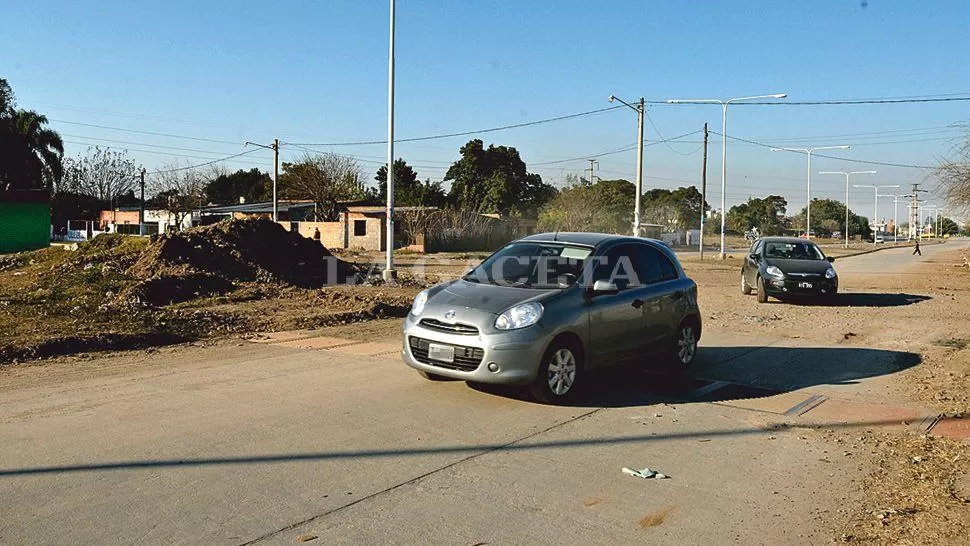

left=0, top=109, right=64, bottom=190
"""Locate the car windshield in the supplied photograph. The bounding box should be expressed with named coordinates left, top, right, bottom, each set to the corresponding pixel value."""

left=464, top=243, right=592, bottom=288
left=764, top=241, right=826, bottom=260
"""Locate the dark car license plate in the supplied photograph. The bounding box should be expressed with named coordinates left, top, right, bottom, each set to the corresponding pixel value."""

left=798, top=282, right=813, bottom=289
left=428, top=343, right=455, bottom=363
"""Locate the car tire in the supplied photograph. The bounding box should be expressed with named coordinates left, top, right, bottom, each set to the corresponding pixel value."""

left=670, top=318, right=700, bottom=367
left=756, top=275, right=769, bottom=303
left=530, top=340, right=583, bottom=404
left=741, top=272, right=752, bottom=295
left=417, top=370, right=451, bottom=381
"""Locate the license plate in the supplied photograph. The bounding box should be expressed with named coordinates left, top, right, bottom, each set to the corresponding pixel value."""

left=798, top=282, right=813, bottom=289
left=428, top=343, right=455, bottom=363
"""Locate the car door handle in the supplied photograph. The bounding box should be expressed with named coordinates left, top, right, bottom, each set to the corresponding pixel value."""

left=631, top=298, right=644, bottom=309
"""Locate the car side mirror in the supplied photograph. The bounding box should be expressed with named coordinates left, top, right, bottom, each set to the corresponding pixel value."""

left=592, top=279, right=619, bottom=295
left=749, top=254, right=759, bottom=261
left=827, top=256, right=835, bottom=263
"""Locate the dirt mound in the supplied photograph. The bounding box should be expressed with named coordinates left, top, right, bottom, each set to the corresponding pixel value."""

left=125, top=218, right=359, bottom=306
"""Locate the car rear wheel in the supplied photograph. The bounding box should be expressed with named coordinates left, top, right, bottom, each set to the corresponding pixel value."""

left=741, top=272, right=752, bottom=295
left=530, top=340, right=583, bottom=404
left=671, top=319, right=699, bottom=367
left=756, top=275, right=769, bottom=303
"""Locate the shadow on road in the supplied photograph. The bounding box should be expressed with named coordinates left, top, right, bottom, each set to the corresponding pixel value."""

left=778, top=293, right=931, bottom=307
left=470, top=345, right=921, bottom=408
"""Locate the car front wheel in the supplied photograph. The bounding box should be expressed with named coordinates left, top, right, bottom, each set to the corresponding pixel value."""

left=757, top=275, right=769, bottom=303
left=530, top=341, right=583, bottom=404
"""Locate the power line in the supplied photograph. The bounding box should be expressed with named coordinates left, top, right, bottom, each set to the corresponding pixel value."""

left=287, top=105, right=625, bottom=146
left=709, top=130, right=937, bottom=169
left=51, top=119, right=242, bottom=145
left=643, top=109, right=705, bottom=156
left=530, top=130, right=703, bottom=167
left=150, top=149, right=263, bottom=175
left=650, top=95, right=970, bottom=106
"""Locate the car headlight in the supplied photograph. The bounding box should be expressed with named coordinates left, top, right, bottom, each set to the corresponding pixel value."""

left=495, top=302, right=543, bottom=330
left=410, top=290, right=429, bottom=316
left=765, top=266, right=785, bottom=279
left=825, top=268, right=837, bottom=279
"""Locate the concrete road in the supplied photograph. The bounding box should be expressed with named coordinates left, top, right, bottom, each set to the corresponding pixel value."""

left=0, top=245, right=951, bottom=545
left=0, top=339, right=923, bottom=544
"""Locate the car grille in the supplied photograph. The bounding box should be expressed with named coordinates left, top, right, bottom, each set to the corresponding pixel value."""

left=408, top=336, right=484, bottom=372
left=419, top=318, right=479, bottom=335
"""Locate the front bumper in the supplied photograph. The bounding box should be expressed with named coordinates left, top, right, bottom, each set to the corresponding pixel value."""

left=401, top=315, right=550, bottom=385
left=764, top=276, right=838, bottom=297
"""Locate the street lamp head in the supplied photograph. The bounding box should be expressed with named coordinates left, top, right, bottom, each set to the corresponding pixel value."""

left=665, top=99, right=678, bottom=104
left=608, top=95, right=615, bottom=103
left=772, top=94, right=788, bottom=99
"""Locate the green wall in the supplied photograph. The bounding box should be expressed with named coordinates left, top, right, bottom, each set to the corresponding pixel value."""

left=0, top=202, right=51, bottom=254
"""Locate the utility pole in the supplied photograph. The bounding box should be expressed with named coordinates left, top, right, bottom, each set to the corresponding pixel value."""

left=587, top=159, right=598, bottom=185
left=700, top=122, right=708, bottom=259
left=273, top=138, right=279, bottom=222
left=244, top=139, right=280, bottom=222
left=909, top=183, right=927, bottom=240
left=607, top=94, right=646, bottom=237
left=139, top=168, right=146, bottom=236
left=383, top=0, right=396, bottom=281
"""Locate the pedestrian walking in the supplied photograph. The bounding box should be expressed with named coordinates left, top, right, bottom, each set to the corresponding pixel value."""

left=913, top=239, right=921, bottom=256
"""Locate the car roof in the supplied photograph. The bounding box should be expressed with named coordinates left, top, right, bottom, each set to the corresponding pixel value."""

left=517, top=232, right=665, bottom=249
left=757, top=236, right=818, bottom=245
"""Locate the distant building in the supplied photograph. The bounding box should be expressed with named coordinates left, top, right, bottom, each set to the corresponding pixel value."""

left=0, top=190, right=51, bottom=253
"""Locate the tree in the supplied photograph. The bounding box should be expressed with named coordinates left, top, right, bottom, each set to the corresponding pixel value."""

left=936, top=132, right=970, bottom=215
left=279, top=153, right=365, bottom=221
left=62, top=147, right=140, bottom=202
left=445, top=139, right=556, bottom=217
left=726, top=195, right=788, bottom=235
left=204, top=168, right=272, bottom=205
left=640, top=186, right=709, bottom=231
left=149, top=163, right=207, bottom=232
left=372, top=158, right=447, bottom=207
left=537, top=177, right=635, bottom=233
left=789, top=198, right=870, bottom=239
left=0, top=81, right=64, bottom=190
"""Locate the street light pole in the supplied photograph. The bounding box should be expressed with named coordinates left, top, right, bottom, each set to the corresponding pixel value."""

left=608, top=95, right=645, bottom=236
left=384, top=0, right=397, bottom=281
left=771, top=145, right=850, bottom=239
left=886, top=194, right=912, bottom=240
left=854, top=184, right=899, bottom=244
left=819, top=170, right=876, bottom=248
left=666, top=93, right=787, bottom=258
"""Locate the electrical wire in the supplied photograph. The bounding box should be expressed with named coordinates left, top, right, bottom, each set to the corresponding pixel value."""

left=651, top=95, right=970, bottom=106
left=287, top=105, right=625, bottom=146
left=51, top=119, right=243, bottom=145
left=643, top=109, right=705, bottom=156
left=709, top=130, right=937, bottom=169
left=150, top=149, right=263, bottom=175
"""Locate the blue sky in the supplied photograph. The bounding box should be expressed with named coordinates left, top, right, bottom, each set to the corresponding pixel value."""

left=2, top=0, right=968, bottom=219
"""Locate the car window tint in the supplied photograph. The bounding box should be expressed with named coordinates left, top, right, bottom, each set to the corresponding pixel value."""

left=593, top=244, right=641, bottom=290
left=656, top=249, right=679, bottom=281
left=635, top=245, right=664, bottom=285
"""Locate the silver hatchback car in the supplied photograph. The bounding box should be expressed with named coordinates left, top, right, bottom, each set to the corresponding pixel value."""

left=402, top=233, right=702, bottom=403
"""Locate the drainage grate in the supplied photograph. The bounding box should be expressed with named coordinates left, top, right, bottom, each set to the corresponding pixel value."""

left=690, top=382, right=782, bottom=403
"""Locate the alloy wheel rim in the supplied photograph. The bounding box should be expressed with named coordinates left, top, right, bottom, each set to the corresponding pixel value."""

left=677, top=326, right=696, bottom=364
left=547, top=348, right=577, bottom=395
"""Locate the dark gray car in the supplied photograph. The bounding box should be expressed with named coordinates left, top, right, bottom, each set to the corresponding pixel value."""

left=402, top=233, right=702, bottom=403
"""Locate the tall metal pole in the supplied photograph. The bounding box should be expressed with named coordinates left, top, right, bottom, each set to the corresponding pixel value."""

left=383, top=0, right=396, bottom=281
left=139, top=168, right=146, bottom=236
left=634, top=98, right=644, bottom=237
left=873, top=186, right=879, bottom=244
left=806, top=150, right=812, bottom=237
left=719, top=103, right=727, bottom=258
left=273, top=138, right=279, bottom=222
left=700, top=122, right=708, bottom=259
left=844, top=174, right=850, bottom=247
